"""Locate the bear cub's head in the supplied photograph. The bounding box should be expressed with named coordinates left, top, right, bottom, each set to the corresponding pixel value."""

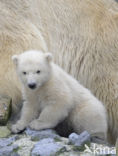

left=12, top=50, right=52, bottom=90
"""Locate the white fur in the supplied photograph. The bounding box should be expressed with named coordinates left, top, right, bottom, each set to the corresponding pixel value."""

left=11, top=50, right=107, bottom=142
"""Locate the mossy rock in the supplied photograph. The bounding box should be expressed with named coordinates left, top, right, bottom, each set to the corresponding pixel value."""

left=0, top=95, right=12, bottom=125
left=0, top=126, right=11, bottom=138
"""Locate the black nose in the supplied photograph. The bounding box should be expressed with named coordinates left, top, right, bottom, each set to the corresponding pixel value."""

left=28, top=83, right=36, bottom=89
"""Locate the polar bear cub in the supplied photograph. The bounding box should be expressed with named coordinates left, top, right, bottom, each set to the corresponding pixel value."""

left=11, top=50, right=107, bottom=142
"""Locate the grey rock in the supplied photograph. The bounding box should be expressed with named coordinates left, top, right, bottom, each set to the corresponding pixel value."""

left=12, top=136, right=35, bottom=156
left=69, top=131, right=90, bottom=146
left=69, top=133, right=79, bottom=143
left=0, top=136, right=18, bottom=148
left=31, top=138, right=65, bottom=156
left=11, top=153, right=20, bottom=156
left=25, top=128, right=60, bottom=141
left=0, top=128, right=114, bottom=156
left=0, top=144, right=18, bottom=156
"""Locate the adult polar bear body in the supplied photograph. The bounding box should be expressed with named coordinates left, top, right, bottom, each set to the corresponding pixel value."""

left=11, top=50, right=107, bottom=142
left=0, top=0, right=118, bottom=143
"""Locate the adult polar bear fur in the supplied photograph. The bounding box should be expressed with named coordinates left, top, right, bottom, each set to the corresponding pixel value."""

left=11, top=50, right=107, bottom=143
left=0, top=0, right=118, bottom=144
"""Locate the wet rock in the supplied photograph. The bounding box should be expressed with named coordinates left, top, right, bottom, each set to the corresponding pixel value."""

left=69, top=131, right=90, bottom=146
left=0, top=126, right=11, bottom=138
left=25, top=128, right=60, bottom=141
left=0, top=95, right=12, bottom=125
left=31, top=138, right=65, bottom=156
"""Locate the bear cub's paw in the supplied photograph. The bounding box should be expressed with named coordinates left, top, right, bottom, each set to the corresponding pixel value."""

left=29, top=119, right=42, bottom=130
left=11, top=121, right=26, bottom=133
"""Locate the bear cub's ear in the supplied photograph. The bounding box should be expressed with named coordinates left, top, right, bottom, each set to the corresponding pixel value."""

left=45, top=53, right=53, bottom=62
left=12, top=55, right=19, bottom=66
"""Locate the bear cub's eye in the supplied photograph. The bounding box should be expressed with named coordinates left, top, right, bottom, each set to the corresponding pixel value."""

left=36, top=70, right=40, bottom=74
left=23, top=72, right=27, bottom=75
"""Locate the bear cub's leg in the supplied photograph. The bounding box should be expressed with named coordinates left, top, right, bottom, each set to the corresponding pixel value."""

left=11, top=101, right=38, bottom=133
left=29, top=104, right=69, bottom=130
left=71, top=102, right=107, bottom=143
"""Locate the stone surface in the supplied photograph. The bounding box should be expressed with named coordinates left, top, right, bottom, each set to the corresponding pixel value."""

left=0, top=128, right=116, bottom=156
left=0, top=136, right=18, bottom=147
left=0, top=126, right=11, bottom=138
left=0, top=145, right=18, bottom=156
left=25, top=128, right=60, bottom=141
left=31, top=138, right=65, bottom=156
left=69, top=131, right=90, bottom=146
left=0, top=95, right=12, bottom=125
left=13, top=135, right=35, bottom=156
